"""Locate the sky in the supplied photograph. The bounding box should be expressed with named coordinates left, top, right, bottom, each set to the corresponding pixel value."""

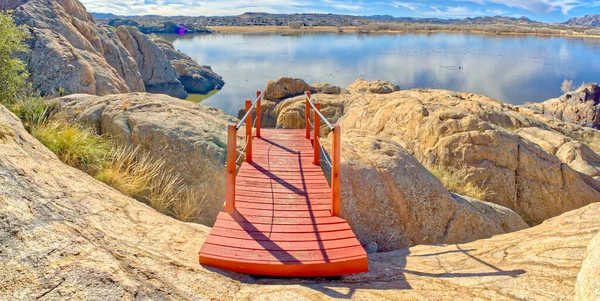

left=80, top=0, right=600, bottom=23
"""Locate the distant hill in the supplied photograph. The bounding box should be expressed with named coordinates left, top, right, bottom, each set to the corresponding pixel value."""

left=366, top=15, right=456, bottom=24
left=90, top=12, right=120, bottom=19
left=99, top=13, right=544, bottom=28
left=564, top=14, right=600, bottom=27
left=457, top=16, right=539, bottom=25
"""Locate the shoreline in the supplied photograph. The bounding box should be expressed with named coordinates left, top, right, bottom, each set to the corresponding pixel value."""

left=206, top=25, right=600, bottom=39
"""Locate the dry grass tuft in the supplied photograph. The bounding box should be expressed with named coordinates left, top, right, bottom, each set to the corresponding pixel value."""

left=428, top=165, right=492, bottom=201
left=172, top=188, right=211, bottom=222
left=33, top=118, right=213, bottom=222
left=95, top=146, right=184, bottom=214
left=32, top=119, right=111, bottom=173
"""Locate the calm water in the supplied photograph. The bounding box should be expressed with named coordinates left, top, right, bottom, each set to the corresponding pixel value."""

left=164, top=32, right=600, bottom=116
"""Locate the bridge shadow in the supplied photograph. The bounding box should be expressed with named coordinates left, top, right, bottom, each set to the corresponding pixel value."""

left=245, top=143, right=330, bottom=262
left=205, top=244, right=526, bottom=299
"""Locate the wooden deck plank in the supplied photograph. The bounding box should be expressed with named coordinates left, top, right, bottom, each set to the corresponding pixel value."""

left=208, top=227, right=358, bottom=242
left=234, top=202, right=332, bottom=211
left=204, top=236, right=361, bottom=252
left=200, top=244, right=366, bottom=262
left=213, top=218, right=352, bottom=233
left=236, top=207, right=333, bottom=218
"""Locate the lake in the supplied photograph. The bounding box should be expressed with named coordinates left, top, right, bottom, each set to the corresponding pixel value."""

left=163, top=32, right=600, bottom=116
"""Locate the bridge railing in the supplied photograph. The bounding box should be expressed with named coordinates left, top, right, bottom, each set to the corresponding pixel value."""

left=304, top=91, right=341, bottom=217
left=223, top=90, right=341, bottom=217
left=225, top=91, right=262, bottom=213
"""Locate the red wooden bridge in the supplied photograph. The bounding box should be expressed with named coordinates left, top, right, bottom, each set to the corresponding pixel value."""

left=199, top=91, right=368, bottom=277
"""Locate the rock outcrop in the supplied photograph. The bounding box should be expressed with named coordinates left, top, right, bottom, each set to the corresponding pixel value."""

left=56, top=93, right=239, bottom=225
left=3, top=0, right=222, bottom=99
left=576, top=231, right=600, bottom=300
left=347, top=78, right=400, bottom=94
left=1, top=101, right=599, bottom=299
left=5, top=0, right=145, bottom=96
left=312, top=82, right=342, bottom=94
left=524, top=83, right=600, bottom=129
left=515, top=127, right=600, bottom=179
left=263, top=77, right=314, bottom=101
left=151, top=37, right=224, bottom=94
left=115, top=26, right=187, bottom=99
left=327, top=134, right=528, bottom=251
left=249, top=82, right=600, bottom=225
left=336, top=89, right=600, bottom=225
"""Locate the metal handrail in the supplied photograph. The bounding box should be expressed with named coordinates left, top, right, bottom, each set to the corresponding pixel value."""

left=304, top=92, right=334, bottom=131
left=236, top=91, right=262, bottom=130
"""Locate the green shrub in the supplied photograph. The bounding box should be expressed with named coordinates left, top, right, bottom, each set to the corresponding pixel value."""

left=31, top=119, right=112, bottom=173
left=0, top=11, right=30, bottom=106
left=9, top=85, right=57, bottom=130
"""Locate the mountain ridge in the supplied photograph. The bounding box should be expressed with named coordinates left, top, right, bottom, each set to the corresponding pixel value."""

left=564, top=14, right=600, bottom=27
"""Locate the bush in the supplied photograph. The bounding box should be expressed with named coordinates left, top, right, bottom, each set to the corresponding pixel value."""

left=288, top=21, right=303, bottom=29
left=31, top=119, right=112, bottom=173
left=584, top=29, right=600, bottom=36
left=0, top=11, right=30, bottom=106
left=561, top=79, right=573, bottom=93
left=9, top=84, right=57, bottom=130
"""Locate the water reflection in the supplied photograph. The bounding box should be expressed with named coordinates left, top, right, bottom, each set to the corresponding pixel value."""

left=166, top=32, right=600, bottom=116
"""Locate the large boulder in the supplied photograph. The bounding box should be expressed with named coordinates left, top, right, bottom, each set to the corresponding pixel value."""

left=336, top=89, right=600, bottom=225
left=347, top=79, right=400, bottom=94
left=5, top=0, right=145, bottom=96
left=576, top=231, right=600, bottom=300
left=244, top=93, right=345, bottom=134
left=115, top=26, right=187, bottom=99
left=263, top=77, right=314, bottom=101
left=524, top=83, right=600, bottom=129
left=56, top=93, right=238, bottom=224
left=515, top=127, right=600, bottom=179
left=312, top=82, right=342, bottom=94
left=556, top=141, right=600, bottom=179
left=516, top=106, right=600, bottom=153
left=3, top=103, right=600, bottom=299
left=328, top=134, right=528, bottom=251
left=151, top=37, right=224, bottom=94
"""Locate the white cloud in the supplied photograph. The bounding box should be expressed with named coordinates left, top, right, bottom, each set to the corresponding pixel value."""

left=80, top=0, right=317, bottom=16
left=391, top=2, right=421, bottom=11
left=461, top=0, right=585, bottom=15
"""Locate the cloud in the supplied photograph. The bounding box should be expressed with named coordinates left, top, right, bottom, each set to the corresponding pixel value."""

left=462, top=0, right=585, bottom=15
left=322, top=0, right=364, bottom=11
left=391, top=2, right=422, bottom=11
left=80, top=0, right=318, bottom=16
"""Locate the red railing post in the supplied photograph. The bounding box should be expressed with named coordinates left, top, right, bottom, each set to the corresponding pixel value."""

left=225, top=124, right=237, bottom=213
left=305, top=91, right=311, bottom=139
left=256, top=91, right=262, bottom=138
left=331, top=124, right=341, bottom=216
left=245, top=99, right=253, bottom=163
left=313, top=103, right=321, bottom=165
